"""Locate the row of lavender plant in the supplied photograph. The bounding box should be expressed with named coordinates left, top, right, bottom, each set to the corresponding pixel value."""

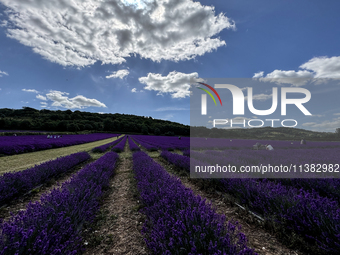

left=0, top=152, right=90, bottom=208
left=166, top=151, right=340, bottom=253
left=0, top=151, right=119, bottom=255
left=182, top=150, right=190, bottom=157
left=190, top=149, right=340, bottom=200
left=132, top=135, right=189, bottom=151
left=130, top=136, right=158, bottom=151
left=160, top=150, right=190, bottom=171
left=128, top=137, right=140, bottom=151
left=0, top=133, right=118, bottom=156
left=270, top=178, right=340, bottom=204
left=190, top=137, right=340, bottom=150
left=191, top=148, right=340, bottom=178
left=111, top=136, right=127, bottom=152
left=219, top=178, right=340, bottom=253
left=132, top=151, right=256, bottom=254
left=91, top=135, right=124, bottom=153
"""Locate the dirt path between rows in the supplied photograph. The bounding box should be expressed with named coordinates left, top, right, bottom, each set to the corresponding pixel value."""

left=82, top=142, right=147, bottom=255
left=155, top=156, right=305, bottom=255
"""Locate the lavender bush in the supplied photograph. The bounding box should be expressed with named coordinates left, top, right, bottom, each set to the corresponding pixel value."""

left=132, top=135, right=189, bottom=151
left=128, top=137, right=140, bottom=151
left=160, top=150, right=190, bottom=171
left=132, top=151, right=256, bottom=255
left=271, top=178, right=340, bottom=204
left=0, top=151, right=119, bottom=255
left=182, top=150, right=190, bottom=157
left=165, top=151, right=340, bottom=253
left=219, top=178, right=340, bottom=253
left=131, top=136, right=158, bottom=151
left=111, top=136, right=127, bottom=152
left=0, top=152, right=90, bottom=207
left=190, top=148, right=340, bottom=178
left=91, top=135, right=124, bottom=153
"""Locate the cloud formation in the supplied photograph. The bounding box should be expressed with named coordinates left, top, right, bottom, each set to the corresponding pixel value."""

left=0, top=70, right=8, bottom=77
left=36, top=94, right=47, bottom=100
left=259, top=70, right=314, bottom=86
left=1, top=0, right=235, bottom=67
left=22, top=89, right=39, bottom=93
left=253, top=71, right=263, bottom=78
left=40, top=101, right=48, bottom=108
left=106, top=69, right=129, bottom=79
left=302, top=117, right=340, bottom=132
left=131, top=88, right=137, bottom=93
left=45, top=90, right=107, bottom=109
left=254, top=56, right=340, bottom=86
left=300, top=56, right=340, bottom=79
left=139, top=71, right=201, bottom=98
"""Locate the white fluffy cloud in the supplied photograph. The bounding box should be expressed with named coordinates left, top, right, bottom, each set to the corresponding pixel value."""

left=255, top=56, right=340, bottom=86
left=45, top=90, right=107, bottom=109
left=253, top=71, right=264, bottom=78
left=139, top=71, right=201, bottom=98
left=36, top=94, right=47, bottom=100
left=0, top=70, right=8, bottom=77
left=40, top=101, right=48, bottom=108
left=131, top=88, right=137, bottom=93
left=0, top=0, right=235, bottom=67
left=22, top=89, right=39, bottom=93
left=300, top=56, right=340, bottom=78
left=257, top=70, right=314, bottom=86
left=106, top=69, right=129, bottom=79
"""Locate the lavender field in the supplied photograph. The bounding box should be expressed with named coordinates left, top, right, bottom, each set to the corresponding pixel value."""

left=0, top=134, right=339, bottom=254
left=0, top=133, right=117, bottom=155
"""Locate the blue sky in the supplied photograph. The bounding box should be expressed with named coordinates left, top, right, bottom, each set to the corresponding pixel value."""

left=0, top=0, right=340, bottom=132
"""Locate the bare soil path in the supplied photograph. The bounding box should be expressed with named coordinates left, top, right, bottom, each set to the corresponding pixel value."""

left=82, top=140, right=147, bottom=255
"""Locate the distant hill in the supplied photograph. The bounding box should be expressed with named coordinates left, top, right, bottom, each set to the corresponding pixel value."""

left=191, top=126, right=340, bottom=141
left=0, top=107, right=338, bottom=140
left=0, top=107, right=189, bottom=136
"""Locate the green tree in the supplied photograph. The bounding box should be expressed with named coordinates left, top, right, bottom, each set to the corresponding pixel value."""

left=154, top=127, right=161, bottom=135
left=85, top=124, right=93, bottom=130
left=56, top=120, right=68, bottom=131
left=141, top=125, right=149, bottom=135
left=103, top=119, right=114, bottom=131
left=19, top=120, right=32, bottom=130
left=67, top=123, right=80, bottom=132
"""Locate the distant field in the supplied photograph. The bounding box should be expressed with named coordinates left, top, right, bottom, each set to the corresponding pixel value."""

left=0, top=135, right=122, bottom=174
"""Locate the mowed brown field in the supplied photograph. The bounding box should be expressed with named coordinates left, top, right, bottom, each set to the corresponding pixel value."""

left=0, top=135, right=123, bottom=174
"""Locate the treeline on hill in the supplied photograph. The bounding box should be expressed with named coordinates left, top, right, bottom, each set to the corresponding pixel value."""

left=191, top=126, right=340, bottom=141
left=0, top=107, right=189, bottom=136
left=1, top=107, right=339, bottom=140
